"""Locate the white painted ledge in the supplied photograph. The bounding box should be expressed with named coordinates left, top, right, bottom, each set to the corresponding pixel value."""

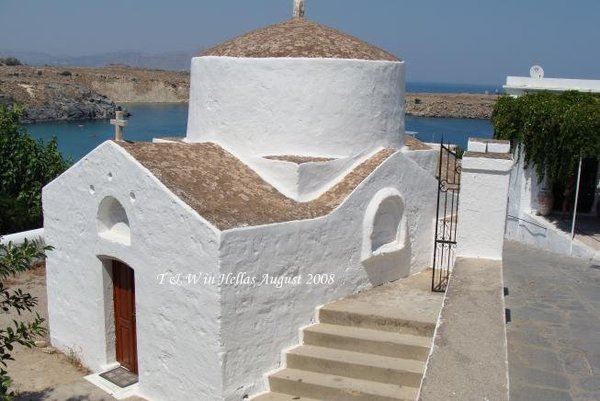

left=85, top=372, right=140, bottom=400
left=1, top=228, right=44, bottom=245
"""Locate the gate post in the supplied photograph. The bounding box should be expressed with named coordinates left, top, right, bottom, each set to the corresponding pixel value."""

left=456, top=138, right=513, bottom=260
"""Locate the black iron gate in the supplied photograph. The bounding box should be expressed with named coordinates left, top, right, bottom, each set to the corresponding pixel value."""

left=431, top=141, right=462, bottom=292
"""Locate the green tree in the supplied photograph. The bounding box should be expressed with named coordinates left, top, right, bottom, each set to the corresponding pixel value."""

left=0, top=105, right=69, bottom=234
left=0, top=239, right=48, bottom=400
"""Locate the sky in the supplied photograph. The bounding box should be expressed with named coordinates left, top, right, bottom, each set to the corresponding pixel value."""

left=1, top=0, right=599, bottom=85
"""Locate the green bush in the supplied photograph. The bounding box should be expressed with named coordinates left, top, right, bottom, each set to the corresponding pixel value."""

left=0, top=106, right=69, bottom=234
left=0, top=57, right=22, bottom=66
left=0, top=239, right=49, bottom=400
left=492, top=91, right=600, bottom=185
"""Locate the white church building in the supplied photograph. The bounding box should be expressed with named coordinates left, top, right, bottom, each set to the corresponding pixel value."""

left=42, top=7, right=439, bottom=401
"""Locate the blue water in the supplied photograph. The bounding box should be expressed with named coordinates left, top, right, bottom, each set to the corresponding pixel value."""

left=27, top=103, right=189, bottom=161
left=27, top=102, right=493, bottom=161
left=406, top=115, right=493, bottom=146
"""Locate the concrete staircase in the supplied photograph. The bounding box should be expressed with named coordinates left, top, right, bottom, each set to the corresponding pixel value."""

left=252, top=271, right=443, bottom=401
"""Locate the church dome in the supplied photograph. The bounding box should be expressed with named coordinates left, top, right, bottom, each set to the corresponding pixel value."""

left=186, top=13, right=406, bottom=160
left=200, top=18, right=400, bottom=62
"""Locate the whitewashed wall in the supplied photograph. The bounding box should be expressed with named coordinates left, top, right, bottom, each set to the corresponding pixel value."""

left=506, top=154, right=599, bottom=261
left=186, top=57, right=405, bottom=158
left=43, top=142, right=222, bottom=401
left=506, top=152, right=536, bottom=239
left=457, top=151, right=513, bottom=260
left=246, top=148, right=375, bottom=201
left=43, top=142, right=437, bottom=401
left=403, top=148, right=438, bottom=177
left=216, top=151, right=437, bottom=401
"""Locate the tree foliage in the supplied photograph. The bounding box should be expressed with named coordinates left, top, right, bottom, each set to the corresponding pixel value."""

left=0, top=239, right=49, bottom=400
left=491, top=91, right=600, bottom=185
left=0, top=106, right=69, bottom=234
left=0, top=58, right=22, bottom=66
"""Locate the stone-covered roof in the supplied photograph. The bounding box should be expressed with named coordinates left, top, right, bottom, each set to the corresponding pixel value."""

left=200, top=18, right=400, bottom=62
left=117, top=141, right=395, bottom=230
left=264, top=155, right=335, bottom=164
left=404, top=136, right=432, bottom=151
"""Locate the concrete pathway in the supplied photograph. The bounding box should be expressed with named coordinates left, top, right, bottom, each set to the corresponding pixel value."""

left=419, top=258, right=508, bottom=401
left=503, top=241, right=600, bottom=401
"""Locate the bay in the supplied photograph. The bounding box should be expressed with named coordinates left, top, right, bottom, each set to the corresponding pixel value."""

left=27, top=103, right=493, bottom=161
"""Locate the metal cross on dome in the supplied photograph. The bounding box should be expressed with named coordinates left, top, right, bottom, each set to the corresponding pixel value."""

left=293, top=0, right=305, bottom=18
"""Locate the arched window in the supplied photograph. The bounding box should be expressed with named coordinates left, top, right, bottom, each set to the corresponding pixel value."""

left=97, top=196, right=131, bottom=245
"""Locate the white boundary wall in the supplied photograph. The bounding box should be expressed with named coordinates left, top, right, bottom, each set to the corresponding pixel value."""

left=1, top=228, right=44, bottom=245
left=457, top=140, right=513, bottom=260
left=506, top=152, right=599, bottom=262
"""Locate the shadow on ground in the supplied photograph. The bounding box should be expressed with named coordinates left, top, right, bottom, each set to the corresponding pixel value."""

left=15, top=389, right=96, bottom=401
left=14, top=381, right=119, bottom=401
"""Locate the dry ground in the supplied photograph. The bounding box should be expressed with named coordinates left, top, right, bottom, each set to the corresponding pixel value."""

left=2, top=264, right=144, bottom=401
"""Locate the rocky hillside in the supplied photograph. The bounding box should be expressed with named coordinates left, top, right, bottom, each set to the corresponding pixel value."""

left=0, top=65, right=188, bottom=122
left=0, top=65, right=497, bottom=122
left=406, top=93, right=497, bottom=119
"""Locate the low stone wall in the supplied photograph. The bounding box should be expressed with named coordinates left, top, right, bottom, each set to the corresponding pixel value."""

left=419, top=257, right=509, bottom=401
left=1, top=228, right=44, bottom=246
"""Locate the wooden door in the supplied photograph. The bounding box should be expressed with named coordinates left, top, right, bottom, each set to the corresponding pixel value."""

left=113, top=260, right=138, bottom=373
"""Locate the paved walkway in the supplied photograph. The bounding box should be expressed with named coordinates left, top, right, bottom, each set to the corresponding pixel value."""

left=420, top=258, right=508, bottom=401
left=503, top=241, right=600, bottom=401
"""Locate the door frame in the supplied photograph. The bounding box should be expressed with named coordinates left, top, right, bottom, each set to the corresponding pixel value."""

left=110, top=259, right=138, bottom=374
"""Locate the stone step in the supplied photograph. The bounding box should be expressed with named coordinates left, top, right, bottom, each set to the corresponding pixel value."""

left=269, top=368, right=418, bottom=401
left=286, top=345, right=425, bottom=387
left=318, top=305, right=436, bottom=337
left=251, top=392, right=324, bottom=401
left=303, top=323, right=431, bottom=361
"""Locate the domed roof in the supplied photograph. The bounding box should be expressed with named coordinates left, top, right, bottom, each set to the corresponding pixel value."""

left=199, top=18, right=400, bottom=62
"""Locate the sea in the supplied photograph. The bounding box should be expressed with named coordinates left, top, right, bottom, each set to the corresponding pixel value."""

left=27, top=82, right=499, bottom=162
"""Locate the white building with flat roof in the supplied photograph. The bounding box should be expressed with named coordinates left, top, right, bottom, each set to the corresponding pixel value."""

left=504, top=66, right=600, bottom=96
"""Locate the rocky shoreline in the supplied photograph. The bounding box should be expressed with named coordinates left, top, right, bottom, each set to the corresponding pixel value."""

left=0, top=65, right=498, bottom=122
left=405, top=93, right=497, bottom=120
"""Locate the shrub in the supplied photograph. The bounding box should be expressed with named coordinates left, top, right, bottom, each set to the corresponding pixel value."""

left=0, top=238, right=49, bottom=400
left=0, top=57, right=22, bottom=66
left=0, top=105, right=69, bottom=234
left=492, top=91, right=600, bottom=185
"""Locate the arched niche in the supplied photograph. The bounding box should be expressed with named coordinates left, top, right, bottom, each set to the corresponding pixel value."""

left=361, top=188, right=409, bottom=272
left=370, top=196, right=406, bottom=252
left=97, top=196, right=131, bottom=245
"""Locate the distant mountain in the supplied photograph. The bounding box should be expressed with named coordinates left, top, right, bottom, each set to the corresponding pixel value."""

left=0, top=50, right=196, bottom=71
